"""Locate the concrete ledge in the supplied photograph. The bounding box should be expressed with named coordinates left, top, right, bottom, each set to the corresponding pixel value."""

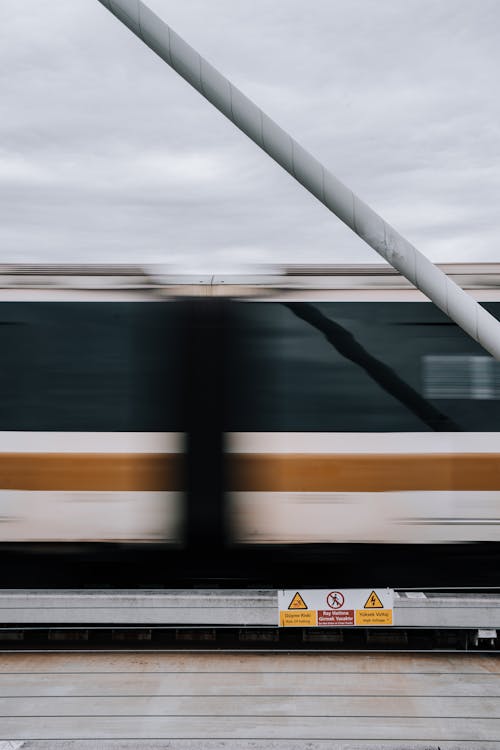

left=0, top=590, right=275, bottom=626
left=0, top=589, right=499, bottom=628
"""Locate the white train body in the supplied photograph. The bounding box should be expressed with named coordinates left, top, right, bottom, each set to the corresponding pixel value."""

left=0, top=264, right=499, bottom=548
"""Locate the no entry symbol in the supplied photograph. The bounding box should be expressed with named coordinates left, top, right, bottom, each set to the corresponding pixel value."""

left=326, top=591, right=344, bottom=609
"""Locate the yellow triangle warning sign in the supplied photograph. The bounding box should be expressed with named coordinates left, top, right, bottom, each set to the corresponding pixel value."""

left=364, top=590, right=384, bottom=609
left=288, top=592, right=308, bottom=610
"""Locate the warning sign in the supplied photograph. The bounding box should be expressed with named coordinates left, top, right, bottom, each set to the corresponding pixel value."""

left=280, top=610, right=316, bottom=627
left=364, top=590, right=384, bottom=609
left=278, top=589, right=394, bottom=627
left=326, top=591, right=344, bottom=609
left=288, top=592, right=308, bottom=610
left=355, top=609, right=393, bottom=625
left=318, top=609, right=354, bottom=626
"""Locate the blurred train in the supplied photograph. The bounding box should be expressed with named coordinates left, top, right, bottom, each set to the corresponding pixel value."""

left=1, top=263, right=500, bottom=588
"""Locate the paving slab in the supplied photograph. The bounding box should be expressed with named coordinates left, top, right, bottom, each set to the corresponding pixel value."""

left=0, top=652, right=498, bottom=748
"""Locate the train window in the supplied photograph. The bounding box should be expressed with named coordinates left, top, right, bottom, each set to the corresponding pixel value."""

left=0, top=303, right=182, bottom=431
left=226, top=301, right=500, bottom=432
left=423, top=355, right=500, bottom=400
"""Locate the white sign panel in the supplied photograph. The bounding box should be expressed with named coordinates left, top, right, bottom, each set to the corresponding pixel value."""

left=278, top=588, right=394, bottom=627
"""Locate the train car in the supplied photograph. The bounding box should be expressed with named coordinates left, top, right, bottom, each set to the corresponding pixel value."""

left=1, top=263, right=500, bottom=587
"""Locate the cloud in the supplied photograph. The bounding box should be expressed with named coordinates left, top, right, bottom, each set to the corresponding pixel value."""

left=1, top=0, right=499, bottom=267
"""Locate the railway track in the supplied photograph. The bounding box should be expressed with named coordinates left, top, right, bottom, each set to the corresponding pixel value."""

left=0, top=629, right=497, bottom=653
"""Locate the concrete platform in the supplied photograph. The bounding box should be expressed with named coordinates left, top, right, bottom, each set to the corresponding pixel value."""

left=0, top=589, right=500, bottom=629
left=0, top=652, right=499, bottom=747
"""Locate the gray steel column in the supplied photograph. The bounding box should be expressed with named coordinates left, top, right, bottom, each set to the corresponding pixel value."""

left=97, top=0, right=500, bottom=358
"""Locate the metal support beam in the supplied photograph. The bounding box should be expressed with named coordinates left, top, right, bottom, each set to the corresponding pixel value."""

left=97, top=0, right=500, bottom=358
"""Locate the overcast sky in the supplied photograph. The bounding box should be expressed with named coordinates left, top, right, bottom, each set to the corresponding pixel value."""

left=1, top=0, right=499, bottom=270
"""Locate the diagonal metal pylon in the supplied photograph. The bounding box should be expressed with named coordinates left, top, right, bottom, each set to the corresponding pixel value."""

left=97, top=0, right=500, bottom=358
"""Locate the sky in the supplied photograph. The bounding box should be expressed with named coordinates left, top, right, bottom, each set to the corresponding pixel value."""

left=1, top=0, right=499, bottom=270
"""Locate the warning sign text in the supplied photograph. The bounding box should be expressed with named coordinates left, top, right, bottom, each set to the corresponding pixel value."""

left=278, top=589, right=394, bottom=627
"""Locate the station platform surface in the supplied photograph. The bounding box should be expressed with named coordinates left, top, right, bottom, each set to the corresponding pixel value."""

left=0, top=651, right=498, bottom=748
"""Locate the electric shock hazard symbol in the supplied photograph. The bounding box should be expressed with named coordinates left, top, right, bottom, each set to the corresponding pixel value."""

left=364, top=590, right=384, bottom=609
left=288, top=592, right=308, bottom=610
left=278, top=589, right=394, bottom=627
left=356, top=589, right=392, bottom=624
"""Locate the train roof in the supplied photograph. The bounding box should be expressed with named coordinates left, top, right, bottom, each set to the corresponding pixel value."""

left=1, top=263, right=500, bottom=291
left=2, top=264, right=500, bottom=304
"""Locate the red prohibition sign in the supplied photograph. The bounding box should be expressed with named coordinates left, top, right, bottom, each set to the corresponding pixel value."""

left=326, top=591, right=344, bottom=609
